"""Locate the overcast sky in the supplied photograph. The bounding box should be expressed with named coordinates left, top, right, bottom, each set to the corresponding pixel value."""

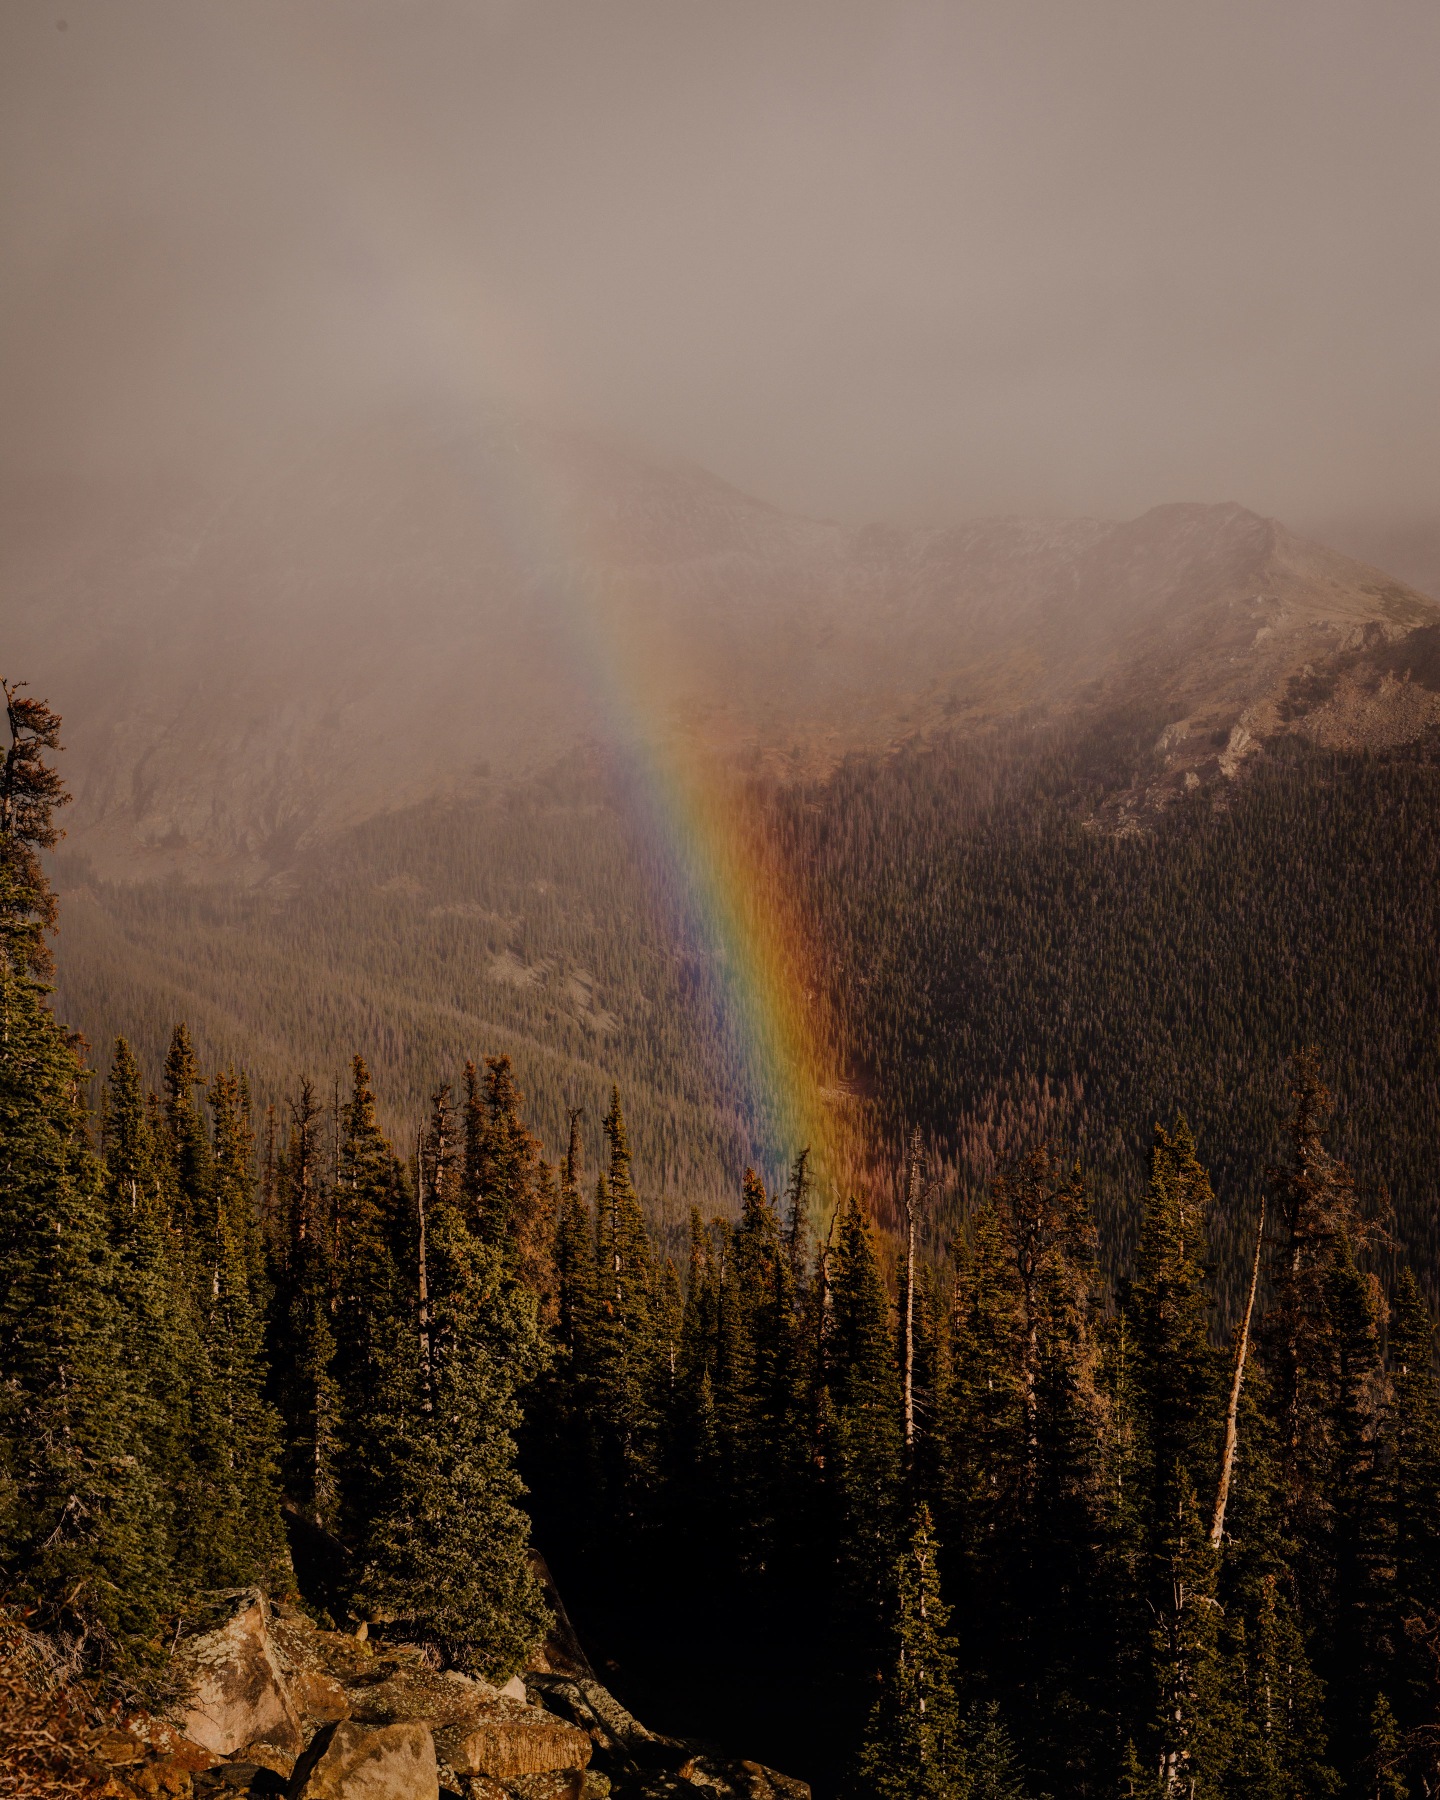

left=4, top=0, right=1439, bottom=533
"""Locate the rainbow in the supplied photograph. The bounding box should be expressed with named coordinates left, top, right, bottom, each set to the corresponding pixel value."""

left=243, top=17, right=857, bottom=1199
left=452, top=396, right=853, bottom=1197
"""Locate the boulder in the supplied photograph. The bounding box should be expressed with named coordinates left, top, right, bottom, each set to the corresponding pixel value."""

left=288, top=1667, right=354, bottom=1732
left=344, top=1664, right=503, bottom=1731
left=169, top=1593, right=304, bottom=1760
left=432, top=1704, right=591, bottom=1783
left=288, top=1720, right=439, bottom=1800
left=270, top=1606, right=379, bottom=1689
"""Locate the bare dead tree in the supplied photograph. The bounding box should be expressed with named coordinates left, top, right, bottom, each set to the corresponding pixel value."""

left=902, top=1128, right=924, bottom=1451
left=1211, top=1196, right=1267, bottom=1548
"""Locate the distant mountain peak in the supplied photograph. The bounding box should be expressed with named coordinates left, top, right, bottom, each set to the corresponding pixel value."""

left=4, top=410, right=1435, bottom=875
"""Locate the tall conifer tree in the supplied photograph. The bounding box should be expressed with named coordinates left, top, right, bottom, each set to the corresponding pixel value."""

left=0, top=685, right=167, bottom=1668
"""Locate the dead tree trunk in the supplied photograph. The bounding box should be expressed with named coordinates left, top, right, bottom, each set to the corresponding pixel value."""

left=1211, top=1196, right=1266, bottom=1548
left=902, top=1130, right=923, bottom=1451
left=416, top=1125, right=433, bottom=1415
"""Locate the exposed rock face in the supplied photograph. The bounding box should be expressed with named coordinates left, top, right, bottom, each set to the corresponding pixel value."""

left=290, top=1719, right=439, bottom=1799
left=431, top=1701, right=590, bottom=1781
left=168, top=1593, right=304, bottom=1760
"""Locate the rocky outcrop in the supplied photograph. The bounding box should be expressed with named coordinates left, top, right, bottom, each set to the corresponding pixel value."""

left=431, top=1701, right=589, bottom=1784
left=289, top=1720, right=439, bottom=1800
left=168, top=1593, right=304, bottom=1762
left=2, top=1557, right=805, bottom=1800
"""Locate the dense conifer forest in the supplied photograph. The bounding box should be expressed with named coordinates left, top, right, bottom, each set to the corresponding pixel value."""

left=768, top=720, right=1440, bottom=1306
left=7, top=688, right=1440, bottom=1798
left=53, top=719, right=1440, bottom=1314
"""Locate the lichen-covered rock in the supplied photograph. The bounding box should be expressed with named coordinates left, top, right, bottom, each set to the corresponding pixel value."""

left=269, top=1606, right=379, bottom=1689
left=288, top=1719, right=439, bottom=1799
left=344, top=1664, right=504, bottom=1730
left=287, top=1668, right=353, bottom=1733
left=168, top=1593, right=303, bottom=1760
left=431, top=1703, right=591, bottom=1781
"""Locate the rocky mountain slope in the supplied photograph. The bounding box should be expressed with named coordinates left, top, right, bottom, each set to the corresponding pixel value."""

left=5, top=404, right=1436, bottom=878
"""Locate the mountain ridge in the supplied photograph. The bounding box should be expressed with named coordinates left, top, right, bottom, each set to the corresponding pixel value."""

left=4, top=406, right=1437, bottom=878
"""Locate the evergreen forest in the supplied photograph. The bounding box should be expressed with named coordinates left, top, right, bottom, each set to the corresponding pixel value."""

left=7, top=687, right=1440, bottom=1798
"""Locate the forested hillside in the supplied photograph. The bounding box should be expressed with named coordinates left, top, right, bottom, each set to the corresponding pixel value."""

left=54, top=719, right=1440, bottom=1312
left=8, top=687, right=1440, bottom=1799
left=52, top=758, right=754, bottom=1218
left=768, top=721, right=1440, bottom=1308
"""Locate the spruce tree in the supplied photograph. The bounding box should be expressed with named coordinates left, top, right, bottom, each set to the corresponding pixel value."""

left=99, top=1038, right=185, bottom=1563
left=1117, top=1122, right=1228, bottom=1772
left=1383, top=1268, right=1440, bottom=1736
left=275, top=1078, right=341, bottom=1532
left=855, top=1506, right=966, bottom=1800
left=554, top=1108, right=595, bottom=1357
left=162, top=1024, right=216, bottom=1275
left=332, top=1056, right=410, bottom=1547
left=1265, top=1053, right=1390, bottom=1776
left=0, top=685, right=167, bottom=1669
left=731, top=1170, right=801, bottom=1574
left=361, top=1103, right=551, bottom=1678
left=207, top=1067, right=287, bottom=1579
left=588, top=1089, right=660, bottom=1521
left=828, top=1197, right=904, bottom=1655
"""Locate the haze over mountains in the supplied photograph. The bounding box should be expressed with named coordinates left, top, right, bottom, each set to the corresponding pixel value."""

left=7, top=405, right=1438, bottom=880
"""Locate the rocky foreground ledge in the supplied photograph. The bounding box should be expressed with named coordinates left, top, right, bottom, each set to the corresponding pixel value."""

left=0, top=1586, right=809, bottom=1800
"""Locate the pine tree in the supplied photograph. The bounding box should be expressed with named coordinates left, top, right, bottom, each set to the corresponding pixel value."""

left=207, top=1067, right=287, bottom=1579
left=275, top=1078, right=340, bottom=1532
left=1383, top=1268, right=1440, bottom=1735
left=828, top=1197, right=904, bottom=1654
left=587, top=1089, right=660, bottom=1522
left=361, top=1112, right=551, bottom=1678
left=0, top=686, right=166, bottom=1669
left=332, top=1056, right=410, bottom=1546
left=855, top=1506, right=966, bottom=1800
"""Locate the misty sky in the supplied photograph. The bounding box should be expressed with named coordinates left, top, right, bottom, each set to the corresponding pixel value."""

left=4, top=0, right=1439, bottom=535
